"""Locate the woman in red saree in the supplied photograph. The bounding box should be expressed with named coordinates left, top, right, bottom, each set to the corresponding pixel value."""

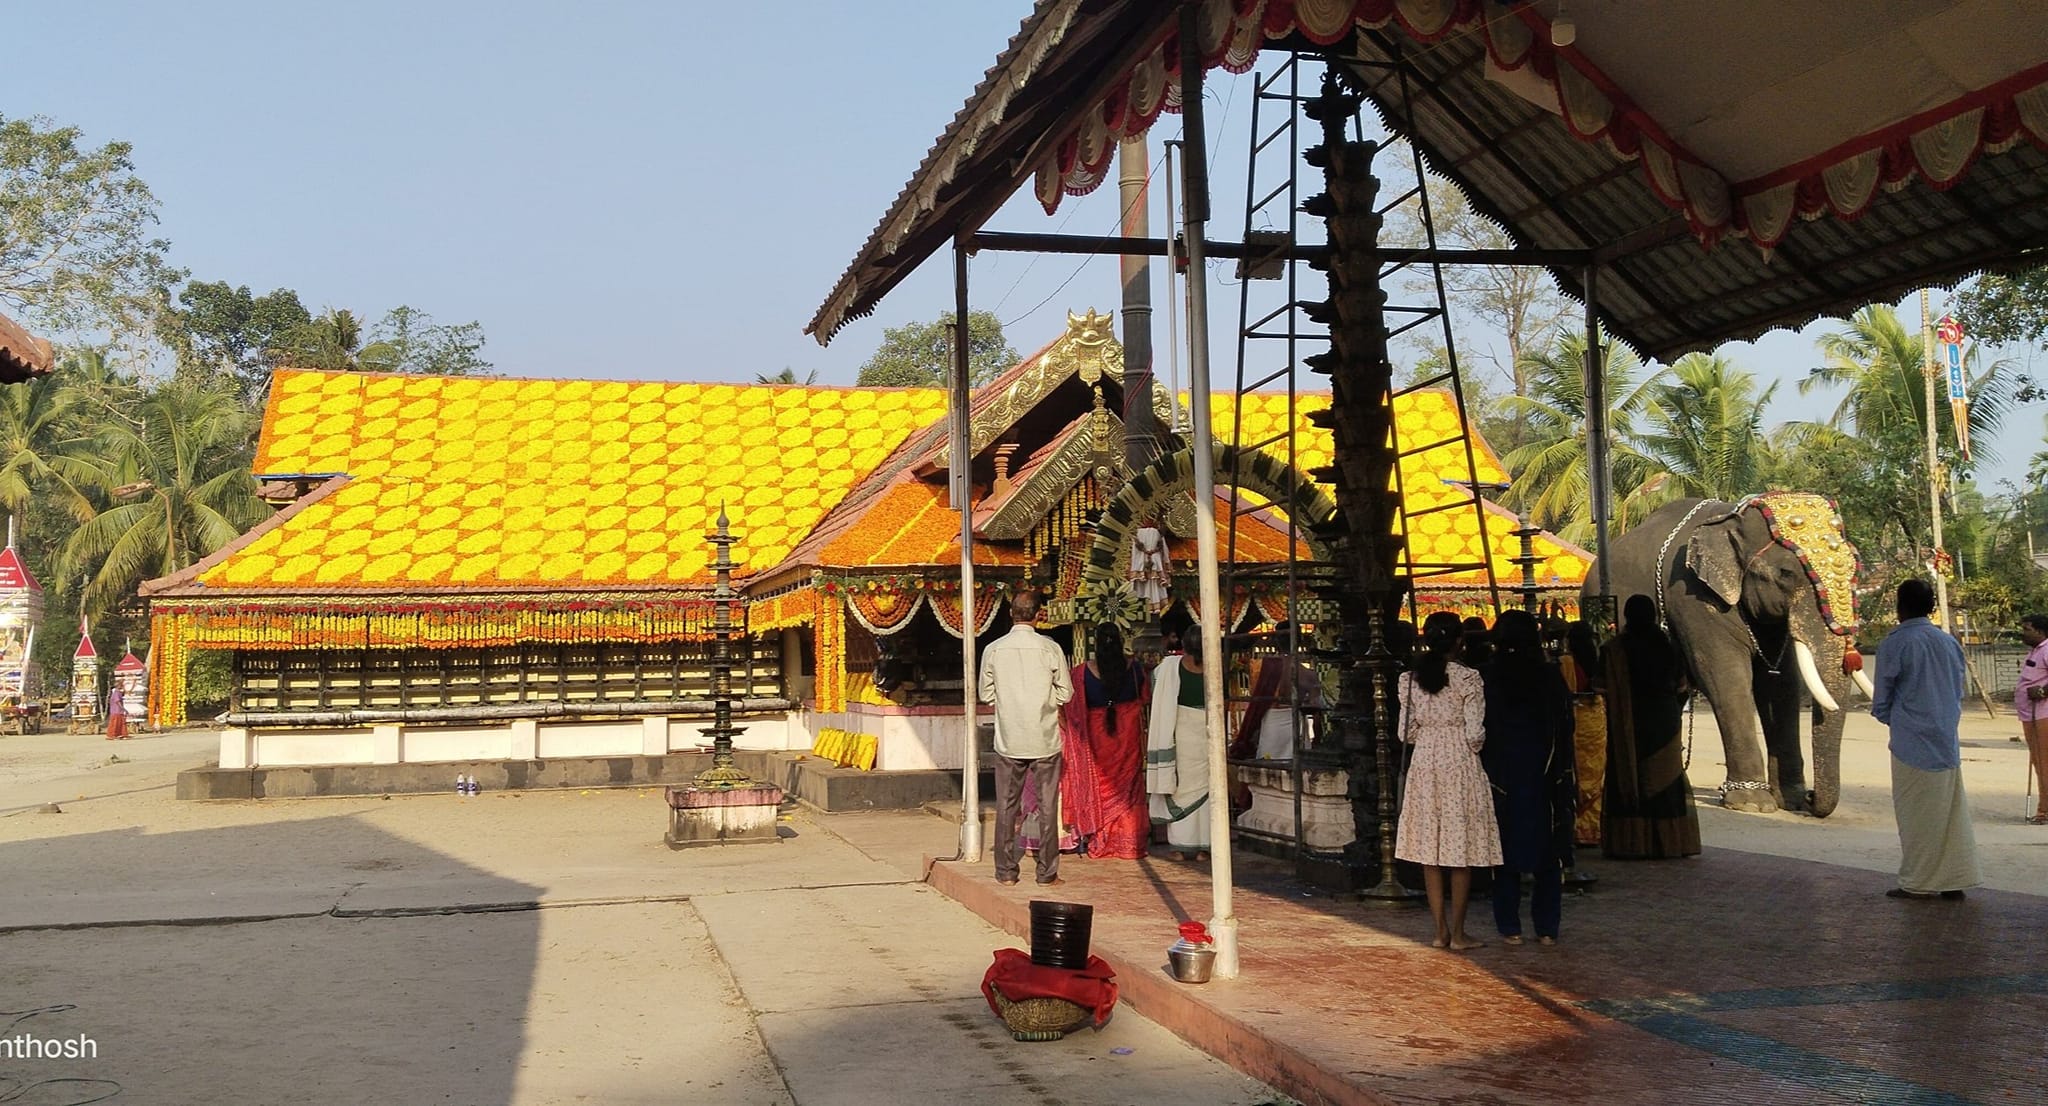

left=1058, top=624, right=1151, bottom=860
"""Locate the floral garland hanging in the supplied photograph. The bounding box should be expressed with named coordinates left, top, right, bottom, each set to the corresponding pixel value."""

left=814, top=592, right=847, bottom=713
left=929, top=588, right=1004, bottom=639
left=746, top=589, right=818, bottom=633
left=846, top=590, right=925, bottom=636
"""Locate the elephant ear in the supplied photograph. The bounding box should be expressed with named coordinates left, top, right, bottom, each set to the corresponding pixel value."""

left=1686, top=524, right=1744, bottom=607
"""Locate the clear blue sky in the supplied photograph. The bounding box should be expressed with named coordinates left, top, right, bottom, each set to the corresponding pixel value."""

left=11, top=1, right=2042, bottom=487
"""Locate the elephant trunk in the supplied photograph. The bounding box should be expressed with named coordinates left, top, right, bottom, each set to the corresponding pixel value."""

left=1793, top=639, right=1840, bottom=712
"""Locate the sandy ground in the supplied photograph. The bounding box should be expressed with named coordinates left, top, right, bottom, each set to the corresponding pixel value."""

left=0, top=731, right=1282, bottom=1106
left=1683, top=705, right=2045, bottom=893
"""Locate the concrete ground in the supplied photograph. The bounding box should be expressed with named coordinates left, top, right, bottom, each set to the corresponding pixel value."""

left=919, top=706, right=2047, bottom=1106
left=3, top=700, right=2040, bottom=1105
left=0, top=732, right=1282, bottom=1105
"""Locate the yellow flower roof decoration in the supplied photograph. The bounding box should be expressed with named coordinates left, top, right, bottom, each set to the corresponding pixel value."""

left=1204, top=389, right=1584, bottom=591
left=207, top=370, right=950, bottom=591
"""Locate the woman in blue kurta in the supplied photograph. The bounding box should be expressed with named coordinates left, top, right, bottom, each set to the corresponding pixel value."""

left=1480, top=609, right=1576, bottom=944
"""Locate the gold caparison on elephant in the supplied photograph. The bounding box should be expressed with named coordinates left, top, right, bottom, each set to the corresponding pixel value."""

left=1587, top=493, right=1868, bottom=816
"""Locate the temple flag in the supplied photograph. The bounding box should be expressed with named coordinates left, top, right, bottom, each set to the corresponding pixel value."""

left=1936, top=315, right=1970, bottom=462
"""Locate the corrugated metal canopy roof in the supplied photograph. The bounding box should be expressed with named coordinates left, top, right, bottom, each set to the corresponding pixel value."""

left=808, top=0, right=2048, bottom=362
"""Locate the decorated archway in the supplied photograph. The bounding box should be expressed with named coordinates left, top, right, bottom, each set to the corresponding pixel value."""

left=1081, top=442, right=1338, bottom=596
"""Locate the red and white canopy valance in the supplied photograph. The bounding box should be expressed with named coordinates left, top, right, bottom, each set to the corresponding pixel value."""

left=1032, top=0, right=2048, bottom=249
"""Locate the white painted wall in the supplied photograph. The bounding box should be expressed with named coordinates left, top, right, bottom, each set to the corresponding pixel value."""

left=222, top=710, right=807, bottom=768
left=794, top=703, right=986, bottom=770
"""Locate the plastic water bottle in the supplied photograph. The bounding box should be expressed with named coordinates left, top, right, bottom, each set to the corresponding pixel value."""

left=467, top=775, right=482, bottom=797
left=454, top=773, right=466, bottom=798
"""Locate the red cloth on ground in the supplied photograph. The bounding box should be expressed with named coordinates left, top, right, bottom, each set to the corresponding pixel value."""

left=980, top=948, right=1119, bottom=1027
left=1058, top=662, right=1151, bottom=860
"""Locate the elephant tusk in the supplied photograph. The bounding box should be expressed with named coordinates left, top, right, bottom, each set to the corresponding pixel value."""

left=1851, top=668, right=1875, bottom=699
left=1794, top=640, right=1841, bottom=712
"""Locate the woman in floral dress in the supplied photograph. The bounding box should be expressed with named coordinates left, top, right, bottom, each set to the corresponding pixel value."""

left=1395, top=611, right=1502, bottom=950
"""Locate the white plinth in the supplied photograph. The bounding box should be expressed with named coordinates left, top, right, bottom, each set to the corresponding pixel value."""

left=1235, top=762, right=1356, bottom=852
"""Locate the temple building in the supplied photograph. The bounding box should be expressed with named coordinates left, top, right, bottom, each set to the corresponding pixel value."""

left=143, top=312, right=1587, bottom=775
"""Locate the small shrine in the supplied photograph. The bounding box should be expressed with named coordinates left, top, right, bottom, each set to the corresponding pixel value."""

left=114, top=649, right=147, bottom=722
left=0, top=538, right=43, bottom=701
left=70, top=623, right=100, bottom=732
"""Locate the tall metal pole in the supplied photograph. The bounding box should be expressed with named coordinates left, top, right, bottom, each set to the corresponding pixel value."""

left=1162, top=142, right=1185, bottom=433
left=1919, top=289, right=1953, bottom=632
left=1120, top=135, right=1159, bottom=471
left=1179, top=4, right=1237, bottom=981
left=954, top=241, right=983, bottom=863
left=1583, top=267, right=1613, bottom=617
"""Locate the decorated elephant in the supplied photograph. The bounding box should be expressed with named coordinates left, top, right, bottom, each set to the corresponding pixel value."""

left=1586, top=493, right=1869, bottom=817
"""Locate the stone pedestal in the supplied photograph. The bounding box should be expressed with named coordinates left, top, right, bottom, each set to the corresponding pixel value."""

left=664, top=783, right=784, bottom=848
left=1235, top=763, right=1356, bottom=852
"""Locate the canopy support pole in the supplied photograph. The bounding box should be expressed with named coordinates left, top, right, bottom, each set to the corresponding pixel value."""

left=1181, top=1, right=1238, bottom=981
left=1584, top=266, right=1614, bottom=619
left=953, top=239, right=983, bottom=864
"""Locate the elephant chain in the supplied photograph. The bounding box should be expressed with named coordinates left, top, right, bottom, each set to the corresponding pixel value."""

left=1651, top=501, right=1719, bottom=630
left=1656, top=500, right=1789, bottom=675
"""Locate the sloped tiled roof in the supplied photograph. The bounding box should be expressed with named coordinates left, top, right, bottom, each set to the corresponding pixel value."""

left=176, top=370, right=949, bottom=593
left=0, top=312, right=54, bottom=384
left=1214, top=390, right=1589, bottom=590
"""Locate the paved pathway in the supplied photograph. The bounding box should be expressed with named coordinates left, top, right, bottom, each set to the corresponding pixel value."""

left=0, top=759, right=1279, bottom=1105
left=908, top=705, right=2047, bottom=1106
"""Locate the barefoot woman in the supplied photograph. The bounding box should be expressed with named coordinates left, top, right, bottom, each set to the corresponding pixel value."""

left=1395, top=612, right=1501, bottom=950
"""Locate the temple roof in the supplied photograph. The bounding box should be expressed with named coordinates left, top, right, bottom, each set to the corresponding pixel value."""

left=147, top=371, right=949, bottom=596
left=0, top=312, right=54, bottom=384
left=146, top=320, right=1586, bottom=605
left=1215, top=390, right=1590, bottom=590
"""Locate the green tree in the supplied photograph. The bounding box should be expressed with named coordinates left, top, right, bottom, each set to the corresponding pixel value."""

left=60, top=377, right=267, bottom=616
left=0, top=370, right=102, bottom=537
left=158, top=280, right=312, bottom=397
left=1955, top=265, right=2048, bottom=348
left=1794, top=304, right=2019, bottom=587
left=278, top=308, right=366, bottom=371
left=1383, top=170, right=1570, bottom=399
left=856, top=311, right=1015, bottom=388
left=1635, top=353, right=1779, bottom=503
left=1494, top=332, right=1669, bottom=545
left=0, top=115, right=180, bottom=341
left=756, top=368, right=818, bottom=385
left=357, top=306, right=490, bottom=376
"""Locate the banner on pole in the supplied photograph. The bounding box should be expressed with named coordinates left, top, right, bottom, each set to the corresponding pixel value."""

left=1936, top=315, right=1971, bottom=461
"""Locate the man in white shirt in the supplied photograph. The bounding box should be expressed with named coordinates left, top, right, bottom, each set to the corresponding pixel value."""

left=977, top=590, right=1074, bottom=885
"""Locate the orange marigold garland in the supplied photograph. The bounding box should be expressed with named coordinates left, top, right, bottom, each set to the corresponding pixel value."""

left=814, top=591, right=847, bottom=713
left=846, top=589, right=923, bottom=635
left=929, top=588, right=1002, bottom=639
left=169, top=596, right=723, bottom=651
left=747, top=589, right=818, bottom=632
left=148, top=610, right=195, bottom=727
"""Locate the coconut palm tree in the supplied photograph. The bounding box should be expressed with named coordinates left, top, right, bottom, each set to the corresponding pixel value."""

left=1494, top=332, right=1669, bottom=545
left=276, top=308, right=365, bottom=371
left=1635, top=353, right=1779, bottom=503
left=1805, top=303, right=2016, bottom=455
left=60, top=376, right=268, bottom=615
left=0, top=369, right=102, bottom=534
left=1797, top=303, right=2018, bottom=578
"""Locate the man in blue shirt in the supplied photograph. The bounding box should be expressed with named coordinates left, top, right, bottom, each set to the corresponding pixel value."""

left=1870, top=579, right=1981, bottom=900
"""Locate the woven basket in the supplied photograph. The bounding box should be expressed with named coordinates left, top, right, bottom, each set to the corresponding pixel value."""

left=990, top=993, right=1091, bottom=1042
